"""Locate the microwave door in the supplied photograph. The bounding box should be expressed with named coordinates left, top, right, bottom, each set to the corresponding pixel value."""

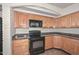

left=29, top=20, right=42, bottom=27
left=31, top=23, right=36, bottom=27
left=36, top=23, right=39, bottom=27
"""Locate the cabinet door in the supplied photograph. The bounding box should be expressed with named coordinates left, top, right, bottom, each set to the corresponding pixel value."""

left=60, top=16, right=66, bottom=28
left=71, top=12, right=79, bottom=27
left=19, top=13, right=29, bottom=28
left=45, top=36, right=53, bottom=50
left=14, top=11, right=29, bottom=28
left=43, top=18, right=51, bottom=28
left=53, top=36, right=62, bottom=49
left=62, top=37, right=75, bottom=54
left=43, top=17, right=55, bottom=28
left=43, top=19, right=48, bottom=28
left=74, top=40, right=79, bottom=55
left=14, top=12, right=20, bottom=28
left=12, top=39, right=29, bottom=55
left=59, top=15, right=71, bottom=28
left=56, top=18, right=62, bottom=28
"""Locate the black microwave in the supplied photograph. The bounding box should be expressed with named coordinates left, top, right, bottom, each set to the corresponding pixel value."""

left=29, top=20, right=42, bottom=27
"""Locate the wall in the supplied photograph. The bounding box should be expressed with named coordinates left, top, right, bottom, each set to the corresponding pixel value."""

left=15, top=28, right=79, bottom=34
left=16, top=28, right=29, bottom=34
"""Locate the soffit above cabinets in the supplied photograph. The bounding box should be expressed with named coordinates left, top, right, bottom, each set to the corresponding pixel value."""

left=49, top=3, right=74, bottom=9
left=14, top=5, right=61, bottom=18
left=13, top=3, right=79, bottom=18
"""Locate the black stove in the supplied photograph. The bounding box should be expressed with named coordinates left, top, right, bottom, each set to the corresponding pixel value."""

left=29, top=30, right=45, bottom=55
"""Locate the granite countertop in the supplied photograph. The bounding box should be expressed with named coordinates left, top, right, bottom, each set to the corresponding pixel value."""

left=13, top=32, right=79, bottom=40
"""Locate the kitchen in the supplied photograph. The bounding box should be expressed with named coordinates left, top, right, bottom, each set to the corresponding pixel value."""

left=2, top=3, right=79, bottom=55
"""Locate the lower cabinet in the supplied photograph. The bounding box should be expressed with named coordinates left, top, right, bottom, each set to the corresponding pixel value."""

left=53, top=36, right=62, bottom=49
left=12, top=39, right=29, bottom=55
left=45, top=35, right=79, bottom=55
left=74, top=40, right=79, bottom=55
left=45, top=36, right=53, bottom=50
left=12, top=35, right=79, bottom=55
left=62, top=37, right=75, bottom=54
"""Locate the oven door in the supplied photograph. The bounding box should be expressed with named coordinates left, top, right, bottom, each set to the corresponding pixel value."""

left=29, top=37, right=45, bottom=54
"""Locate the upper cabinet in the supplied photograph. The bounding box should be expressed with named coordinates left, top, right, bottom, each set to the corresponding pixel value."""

left=56, top=15, right=72, bottom=28
left=14, top=11, right=29, bottom=28
left=56, top=12, right=79, bottom=28
left=56, top=17, right=64, bottom=28
left=43, top=17, right=55, bottom=28
left=14, top=11, right=79, bottom=28
left=14, top=11, right=55, bottom=28
left=71, top=12, right=79, bottom=27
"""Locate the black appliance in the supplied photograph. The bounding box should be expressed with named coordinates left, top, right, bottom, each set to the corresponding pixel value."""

left=29, top=30, right=45, bottom=55
left=29, top=20, right=42, bottom=27
left=0, top=17, right=2, bottom=55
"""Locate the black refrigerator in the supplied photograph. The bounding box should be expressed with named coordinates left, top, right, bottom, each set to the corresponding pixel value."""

left=0, top=17, right=2, bottom=54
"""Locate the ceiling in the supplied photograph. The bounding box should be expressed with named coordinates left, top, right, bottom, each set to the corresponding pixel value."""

left=13, top=3, right=79, bottom=18
left=15, top=5, right=60, bottom=16
left=49, top=3, right=74, bottom=9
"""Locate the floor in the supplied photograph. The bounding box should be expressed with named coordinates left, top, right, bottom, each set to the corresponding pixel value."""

left=40, top=49, right=69, bottom=55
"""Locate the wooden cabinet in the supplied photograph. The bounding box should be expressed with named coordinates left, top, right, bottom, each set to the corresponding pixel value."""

left=14, top=11, right=29, bottom=28
left=53, top=35, right=63, bottom=49
left=62, top=36, right=76, bottom=54
left=56, top=18, right=62, bottom=28
left=45, top=35, right=63, bottom=50
left=56, top=12, right=79, bottom=28
left=14, top=11, right=79, bottom=28
left=45, top=36, right=53, bottom=50
left=74, top=40, right=79, bottom=55
left=71, top=12, right=79, bottom=27
left=56, top=15, right=72, bottom=28
left=43, top=18, right=55, bottom=28
left=12, top=39, right=29, bottom=55
left=53, top=35, right=79, bottom=55
left=45, top=34, right=79, bottom=55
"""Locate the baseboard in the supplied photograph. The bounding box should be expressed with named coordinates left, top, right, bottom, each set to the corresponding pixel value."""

left=45, top=48, right=71, bottom=55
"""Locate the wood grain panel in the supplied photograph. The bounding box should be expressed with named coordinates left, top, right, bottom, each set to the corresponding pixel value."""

left=56, top=11, right=79, bottom=28
left=74, top=40, right=79, bottom=55
left=14, top=11, right=29, bottom=28
left=14, top=11, right=55, bottom=28
left=12, top=39, right=29, bottom=55
left=45, top=36, right=53, bottom=50
left=53, top=36, right=62, bottom=49
left=62, top=36, right=76, bottom=54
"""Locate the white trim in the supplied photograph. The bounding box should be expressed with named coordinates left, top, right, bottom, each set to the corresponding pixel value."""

left=2, top=4, right=12, bottom=55
left=13, top=8, right=57, bottom=18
